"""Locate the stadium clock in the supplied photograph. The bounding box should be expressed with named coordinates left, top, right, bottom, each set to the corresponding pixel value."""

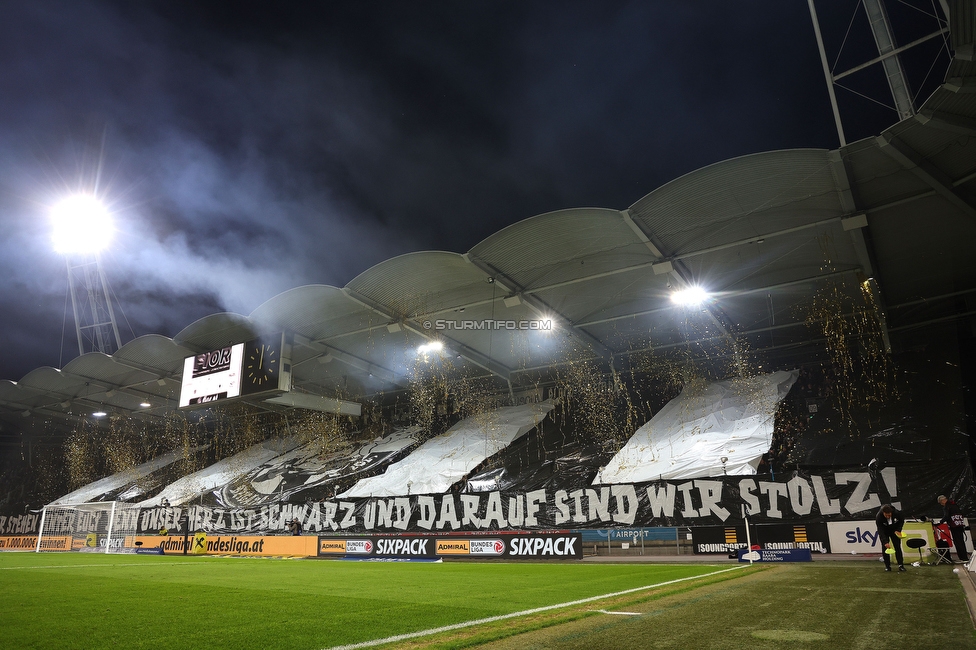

left=241, top=336, right=282, bottom=395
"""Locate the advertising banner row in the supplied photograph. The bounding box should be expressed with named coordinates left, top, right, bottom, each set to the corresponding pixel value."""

left=8, top=522, right=971, bottom=558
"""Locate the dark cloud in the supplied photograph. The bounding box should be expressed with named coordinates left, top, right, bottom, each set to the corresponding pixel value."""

left=0, top=1, right=948, bottom=380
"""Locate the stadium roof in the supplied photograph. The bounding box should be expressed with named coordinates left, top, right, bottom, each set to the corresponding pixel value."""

left=3, top=7, right=976, bottom=439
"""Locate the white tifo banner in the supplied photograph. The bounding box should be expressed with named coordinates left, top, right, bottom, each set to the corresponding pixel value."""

left=827, top=520, right=973, bottom=554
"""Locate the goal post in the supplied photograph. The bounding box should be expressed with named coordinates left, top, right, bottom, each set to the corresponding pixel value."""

left=35, top=502, right=142, bottom=553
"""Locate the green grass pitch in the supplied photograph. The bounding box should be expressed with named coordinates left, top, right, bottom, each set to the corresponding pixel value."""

left=2, top=553, right=974, bottom=649
left=0, top=553, right=724, bottom=649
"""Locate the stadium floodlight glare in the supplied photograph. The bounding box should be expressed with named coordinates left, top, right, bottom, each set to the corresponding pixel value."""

left=50, top=194, right=114, bottom=255
left=416, top=341, right=444, bottom=355
left=91, top=411, right=108, bottom=418
left=670, top=286, right=709, bottom=306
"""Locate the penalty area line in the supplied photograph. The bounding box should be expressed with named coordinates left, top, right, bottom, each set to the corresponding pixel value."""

left=323, top=565, right=745, bottom=650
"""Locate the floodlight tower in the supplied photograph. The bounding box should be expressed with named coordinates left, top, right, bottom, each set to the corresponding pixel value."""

left=807, top=0, right=949, bottom=146
left=51, top=195, right=122, bottom=357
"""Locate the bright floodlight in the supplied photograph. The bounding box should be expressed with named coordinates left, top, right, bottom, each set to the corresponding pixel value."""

left=671, top=286, right=709, bottom=306
left=50, top=195, right=114, bottom=255
left=417, top=341, right=444, bottom=355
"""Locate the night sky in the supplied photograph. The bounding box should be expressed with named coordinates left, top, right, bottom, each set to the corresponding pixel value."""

left=0, top=1, right=950, bottom=381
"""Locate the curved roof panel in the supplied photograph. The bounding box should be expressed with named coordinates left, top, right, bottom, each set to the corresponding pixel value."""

left=174, top=312, right=257, bottom=351
left=19, top=367, right=83, bottom=394
left=249, top=285, right=372, bottom=341
left=347, top=251, right=491, bottom=318
left=113, top=334, right=194, bottom=375
left=629, top=149, right=844, bottom=256
left=469, top=208, right=652, bottom=290
left=60, top=353, right=157, bottom=388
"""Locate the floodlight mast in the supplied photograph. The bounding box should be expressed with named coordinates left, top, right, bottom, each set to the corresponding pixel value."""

left=66, top=253, right=122, bottom=356
left=52, top=195, right=122, bottom=357
left=808, top=0, right=949, bottom=146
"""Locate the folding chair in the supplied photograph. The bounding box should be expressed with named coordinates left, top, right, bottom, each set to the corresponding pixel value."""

left=932, top=524, right=954, bottom=565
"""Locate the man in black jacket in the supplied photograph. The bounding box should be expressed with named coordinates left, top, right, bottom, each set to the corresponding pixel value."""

left=876, top=504, right=905, bottom=572
left=938, top=495, right=969, bottom=562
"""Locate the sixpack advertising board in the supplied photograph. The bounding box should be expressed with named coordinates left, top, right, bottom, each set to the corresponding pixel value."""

left=317, top=532, right=583, bottom=559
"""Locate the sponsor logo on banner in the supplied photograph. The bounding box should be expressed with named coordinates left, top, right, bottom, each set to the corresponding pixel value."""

left=435, top=539, right=470, bottom=555
left=827, top=521, right=880, bottom=553
left=0, top=536, right=38, bottom=550
left=192, top=532, right=208, bottom=555
left=434, top=539, right=506, bottom=556
left=131, top=534, right=313, bottom=556
left=346, top=540, right=373, bottom=554
left=37, top=536, right=71, bottom=551
left=693, top=524, right=830, bottom=554
left=828, top=521, right=946, bottom=555
left=508, top=535, right=581, bottom=558
left=470, top=539, right=505, bottom=556
left=738, top=548, right=812, bottom=562
left=375, top=537, right=432, bottom=557
left=320, top=539, right=347, bottom=554
left=317, top=538, right=373, bottom=555
left=318, top=534, right=579, bottom=558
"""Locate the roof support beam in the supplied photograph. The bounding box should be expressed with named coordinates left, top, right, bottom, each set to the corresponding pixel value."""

left=621, top=209, right=666, bottom=259
left=292, top=333, right=407, bottom=388
left=405, top=212, right=863, bottom=328
left=342, top=287, right=513, bottom=382
left=876, top=132, right=976, bottom=222
left=51, top=370, right=174, bottom=409
left=264, top=392, right=362, bottom=417
left=620, top=210, right=739, bottom=345
left=826, top=142, right=889, bottom=354
left=575, top=268, right=861, bottom=328
left=829, top=149, right=876, bottom=278
left=463, top=254, right=616, bottom=360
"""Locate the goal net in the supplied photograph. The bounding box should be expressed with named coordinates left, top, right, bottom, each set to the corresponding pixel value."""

left=35, top=502, right=141, bottom=553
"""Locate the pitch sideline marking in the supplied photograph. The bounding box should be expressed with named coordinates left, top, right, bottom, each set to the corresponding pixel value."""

left=323, top=564, right=746, bottom=650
